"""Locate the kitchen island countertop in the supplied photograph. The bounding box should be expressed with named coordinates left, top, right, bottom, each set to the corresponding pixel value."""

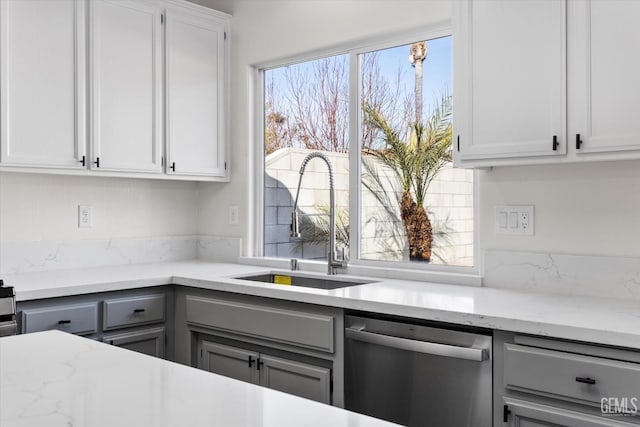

left=0, top=330, right=398, bottom=427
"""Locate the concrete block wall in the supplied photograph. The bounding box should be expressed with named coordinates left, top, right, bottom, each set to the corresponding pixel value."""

left=264, top=148, right=474, bottom=266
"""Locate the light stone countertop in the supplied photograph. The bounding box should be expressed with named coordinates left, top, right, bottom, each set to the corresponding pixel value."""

left=3, top=260, right=640, bottom=350
left=0, top=331, right=399, bottom=427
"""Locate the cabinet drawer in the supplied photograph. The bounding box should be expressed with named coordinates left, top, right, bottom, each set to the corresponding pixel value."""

left=504, top=344, right=640, bottom=406
left=186, top=296, right=334, bottom=353
left=103, top=294, right=165, bottom=331
left=21, top=303, right=98, bottom=335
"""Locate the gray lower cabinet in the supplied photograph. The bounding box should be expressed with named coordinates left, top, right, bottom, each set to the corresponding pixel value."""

left=175, top=289, right=344, bottom=406
left=103, top=326, right=166, bottom=358
left=496, top=331, right=640, bottom=426
left=17, top=287, right=172, bottom=360
left=197, top=339, right=331, bottom=404
left=504, top=397, right=635, bottom=427
left=259, top=354, right=331, bottom=404
left=199, top=341, right=259, bottom=383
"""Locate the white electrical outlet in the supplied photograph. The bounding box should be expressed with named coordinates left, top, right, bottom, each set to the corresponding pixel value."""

left=78, top=205, right=93, bottom=228
left=494, top=205, right=534, bottom=235
left=229, top=205, right=239, bottom=225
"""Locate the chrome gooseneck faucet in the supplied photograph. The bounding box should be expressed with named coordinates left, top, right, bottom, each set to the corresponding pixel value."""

left=290, top=152, right=347, bottom=275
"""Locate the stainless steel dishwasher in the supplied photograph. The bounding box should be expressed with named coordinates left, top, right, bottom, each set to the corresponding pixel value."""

left=345, top=314, right=492, bottom=427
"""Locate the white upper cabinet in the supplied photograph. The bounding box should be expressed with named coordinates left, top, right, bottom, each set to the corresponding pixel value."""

left=0, top=0, right=86, bottom=169
left=453, top=0, right=567, bottom=166
left=0, top=0, right=229, bottom=179
left=165, top=6, right=228, bottom=177
left=568, top=0, right=640, bottom=156
left=455, top=0, right=640, bottom=167
left=89, top=0, right=163, bottom=173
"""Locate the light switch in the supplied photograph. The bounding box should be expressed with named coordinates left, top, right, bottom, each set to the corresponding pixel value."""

left=229, top=205, right=239, bottom=225
left=78, top=205, right=92, bottom=228
left=498, top=212, right=508, bottom=228
left=508, top=212, right=518, bottom=229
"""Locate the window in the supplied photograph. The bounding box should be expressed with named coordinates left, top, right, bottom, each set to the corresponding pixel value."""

left=261, top=33, right=474, bottom=270
left=263, top=54, right=350, bottom=260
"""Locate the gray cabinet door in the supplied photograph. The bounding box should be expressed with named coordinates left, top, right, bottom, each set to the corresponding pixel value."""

left=259, top=354, right=331, bottom=404
left=199, top=341, right=259, bottom=384
left=104, top=326, right=165, bottom=359
left=504, top=397, right=635, bottom=427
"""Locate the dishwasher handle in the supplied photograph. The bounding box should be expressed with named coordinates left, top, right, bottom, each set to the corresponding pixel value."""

left=345, top=326, right=489, bottom=362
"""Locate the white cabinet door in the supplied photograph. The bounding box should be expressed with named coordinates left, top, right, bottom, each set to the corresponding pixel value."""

left=165, top=7, right=227, bottom=177
left=0, top=0, right=86, bottom=169
left=89, top=0, right=162, bottom=173
left=453, top=0, right=566, bottom=166
left=568, top=0, right=640, bottom=156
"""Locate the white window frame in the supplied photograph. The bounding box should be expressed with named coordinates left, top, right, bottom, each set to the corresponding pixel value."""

left=248, top=24, right=481, bottom=285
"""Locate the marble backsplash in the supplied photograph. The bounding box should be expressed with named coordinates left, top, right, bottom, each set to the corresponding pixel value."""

left=197, top=236, right=242, bottom=263
left=484, top=250, right=640, bottom=301
left=4, top=240, right=635, bottom=302
left=0, top=235, right=242, bottom=274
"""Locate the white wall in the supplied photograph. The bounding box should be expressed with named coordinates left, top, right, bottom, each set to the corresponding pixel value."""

left=0, top=173, right=198, bottom=242
left=195, top=0, right=453, bottom=254
left=479, top=160, right=640, bottom=258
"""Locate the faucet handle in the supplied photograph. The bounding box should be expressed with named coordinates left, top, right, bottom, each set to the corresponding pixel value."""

left=290, top=211, right=301, bottom=239
left=336, top=247, right=349, bottom=264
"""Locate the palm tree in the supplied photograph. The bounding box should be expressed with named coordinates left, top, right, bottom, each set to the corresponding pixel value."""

left=363, top=94, right=452, bottom=261
left=409, top=41, right=427, bottom=122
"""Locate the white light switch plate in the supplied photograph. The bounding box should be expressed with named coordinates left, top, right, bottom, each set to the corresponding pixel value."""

left=229, top=205, right=239, bottom=225
left=494, top=205, right=534, bottom=235
left=78, top=205, right=93, bottom=228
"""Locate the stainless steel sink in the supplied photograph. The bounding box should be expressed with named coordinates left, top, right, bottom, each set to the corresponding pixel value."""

left=235, top=273, right=374, bottom=290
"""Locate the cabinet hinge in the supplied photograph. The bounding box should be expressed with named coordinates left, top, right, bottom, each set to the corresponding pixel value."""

left=224, top=161, right=227, bottom=170
left=224, top=31, right=227, bottom=40
left=161, top=156, right=164, bottom=167
left=161, top=13, right=164, bottom=24
left=503, top=404, right=511, bottom=422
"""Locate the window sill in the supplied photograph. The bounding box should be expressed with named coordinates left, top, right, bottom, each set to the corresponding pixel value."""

left=238, top=257, right=482, bottom=287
